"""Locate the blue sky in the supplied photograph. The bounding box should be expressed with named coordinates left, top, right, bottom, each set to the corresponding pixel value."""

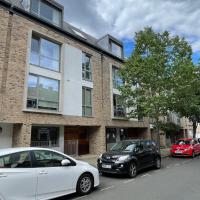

left=192, top=52, right=200, bottom=65
left=57, top=0, right=200, bottom=64
left=122, top=38, right=200, bottom=64
left=122, top=39, right=135, bottom=58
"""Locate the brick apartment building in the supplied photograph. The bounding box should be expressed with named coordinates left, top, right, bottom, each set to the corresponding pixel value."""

left=0, top=0, right=151, bottom=155
left=0, top=0, right=193, bottom=155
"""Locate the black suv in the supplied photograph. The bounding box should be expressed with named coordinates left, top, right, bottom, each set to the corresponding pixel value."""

left=97, top=139, right=161, bottom=178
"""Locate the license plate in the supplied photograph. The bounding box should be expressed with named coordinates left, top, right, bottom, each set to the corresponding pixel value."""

left=175, top=150, right=182, bottom=154
left=102, top=164, right=111, bottom=169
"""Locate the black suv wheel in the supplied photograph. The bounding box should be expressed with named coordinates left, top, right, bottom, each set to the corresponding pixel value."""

left=155, top=157, right=161, bottom=169
left=128, top=162, right=137, bottom=178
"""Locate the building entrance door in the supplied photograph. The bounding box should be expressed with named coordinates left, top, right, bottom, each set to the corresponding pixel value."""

left=64, top=127, right=89, bottom=155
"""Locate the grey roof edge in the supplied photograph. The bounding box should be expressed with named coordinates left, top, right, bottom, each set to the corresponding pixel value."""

left=3, top=0, right=23, bottom=8
left=0, top=0, right=125, bottom=63
left=98, top=34, right=123, bottom=47
left=63, top=21, right=99, bottom=46
left=45, top=0, right=64, bottom=11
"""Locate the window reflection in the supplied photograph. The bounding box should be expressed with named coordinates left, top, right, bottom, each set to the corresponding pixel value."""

left=30, top=36, right=60, bottom=72
left=110, top=41, right=122, bottom=58
left=82, top=87, right=92, bottom=116
left=82, top=53, right=92, bottom=81
left=113, top=94, right=126, bottom=118
left=27, top=74, right=59, bottom=111
left=112, top=67, right=124, bottom=89
left=30, top=0, right=61, bottom=27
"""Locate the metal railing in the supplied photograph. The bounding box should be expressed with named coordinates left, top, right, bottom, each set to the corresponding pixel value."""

left=114, top=107, right=126, bottom=118
left=31, top=140, right=58, bottom=147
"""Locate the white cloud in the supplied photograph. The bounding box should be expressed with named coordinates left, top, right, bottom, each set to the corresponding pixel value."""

left=57, top=0, right=200, bottom=53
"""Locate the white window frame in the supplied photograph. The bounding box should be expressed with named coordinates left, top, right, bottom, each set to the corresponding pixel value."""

left=27, top=74, right=60, bottom=111
left=82, top=53, right=92, bottom=82
left=24, top=30, right=63, bottom=114
left=113, top=94, right=126, bottom=119
left=109, top=40, right=122, bottom=58
left=30, top=34, right=61, bottom=72
left=112, top=66, right=124, bottom=89
left=82, top=87, right=93, bottom=117
left=30, top=0, right=62, bottom=27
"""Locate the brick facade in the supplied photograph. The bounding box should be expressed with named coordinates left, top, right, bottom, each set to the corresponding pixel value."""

left=12, top=123, right=32, bottom=147
left=0, top=7, right=150, bottom=154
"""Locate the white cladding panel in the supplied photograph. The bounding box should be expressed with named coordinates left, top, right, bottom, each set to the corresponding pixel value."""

left=63, top=44, right=82, bottom=116
left=0, top=123, right=13, bottom=149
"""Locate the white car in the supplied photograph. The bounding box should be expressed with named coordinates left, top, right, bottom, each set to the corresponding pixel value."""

left=0, top=147, right=99, bottom=200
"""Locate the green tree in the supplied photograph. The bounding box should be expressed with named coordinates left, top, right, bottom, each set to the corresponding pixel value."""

left=159, top=122, right=181, bottom=135
left=171, top=63, right=200, bottom=138
left=119, top=27, right=192, bottom=147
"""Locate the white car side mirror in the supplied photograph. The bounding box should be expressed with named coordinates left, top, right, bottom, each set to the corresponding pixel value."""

left=61, top=159, right=71, bottom=166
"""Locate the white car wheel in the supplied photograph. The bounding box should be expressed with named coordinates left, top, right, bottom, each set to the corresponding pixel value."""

left=77, top=174, right=93, bottom=195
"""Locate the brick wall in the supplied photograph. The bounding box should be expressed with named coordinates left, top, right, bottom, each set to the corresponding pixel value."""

left=0, top=8, right=150, bottom=152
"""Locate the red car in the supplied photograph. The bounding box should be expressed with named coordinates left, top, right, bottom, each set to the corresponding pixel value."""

left=171, top=138, right=200, bottom=157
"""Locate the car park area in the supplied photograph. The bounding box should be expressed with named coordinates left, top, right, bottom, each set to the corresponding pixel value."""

left=62, top=156, right=200, bottom=200
left=1, top=139, right=200, bottom=200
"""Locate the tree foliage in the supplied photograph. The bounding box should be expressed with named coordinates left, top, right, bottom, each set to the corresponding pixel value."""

left=120, top=27, right=192, bottom=120
left=159, top=122, right=181, bottom=134
left=171, top=62, right=200, bottom=138
left=119, top=27, right=194, bottom=144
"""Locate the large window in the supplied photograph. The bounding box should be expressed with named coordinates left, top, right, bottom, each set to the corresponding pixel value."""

left=27, top=74, right=59, bottom=111
left=82, top=87, right=92, bottom=116
left=31, top=127, right=60, bottom=147
left=113, top=94, right=126, bottom=118
left=30, top=35, right=60, bottom=72
left=110, top=40, right=122, bottom=58
left=82, top=53, right=92, bottom=81
left=30, top=0, right=62, bottom=26
left=112, top=67, right=124, bottom=89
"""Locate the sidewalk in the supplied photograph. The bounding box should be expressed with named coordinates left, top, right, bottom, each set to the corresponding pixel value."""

left=73, top=148, right=171, bottom=167
left=160, top=148, right=171, bottom=158
left=74, top=154, right=98, bottom=167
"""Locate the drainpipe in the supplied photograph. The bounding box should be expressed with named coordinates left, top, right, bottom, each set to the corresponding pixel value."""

left=100, top=52, right=104, bottom=109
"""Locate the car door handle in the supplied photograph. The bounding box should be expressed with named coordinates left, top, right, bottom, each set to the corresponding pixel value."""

left=0, top=174, right=7, bottom=178
left=39, top=171, right=48, bottom=175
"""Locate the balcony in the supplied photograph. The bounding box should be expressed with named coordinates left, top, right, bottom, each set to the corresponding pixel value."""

left=114, top=106, right=126, bottom=119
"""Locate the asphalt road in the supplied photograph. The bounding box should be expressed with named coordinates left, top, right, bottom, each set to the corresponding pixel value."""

left=60, top=156, right=200, bottom=200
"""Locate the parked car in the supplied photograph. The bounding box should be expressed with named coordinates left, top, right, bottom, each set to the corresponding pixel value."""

left=97, top=139, right=161, bottom=178
left=170, top=138, right=200, bottom=157
left=0, top=147, right=99, bottom=200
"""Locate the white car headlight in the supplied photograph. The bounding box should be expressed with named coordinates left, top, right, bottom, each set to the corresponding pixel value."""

left=115, top=155, right=130, bottom=163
